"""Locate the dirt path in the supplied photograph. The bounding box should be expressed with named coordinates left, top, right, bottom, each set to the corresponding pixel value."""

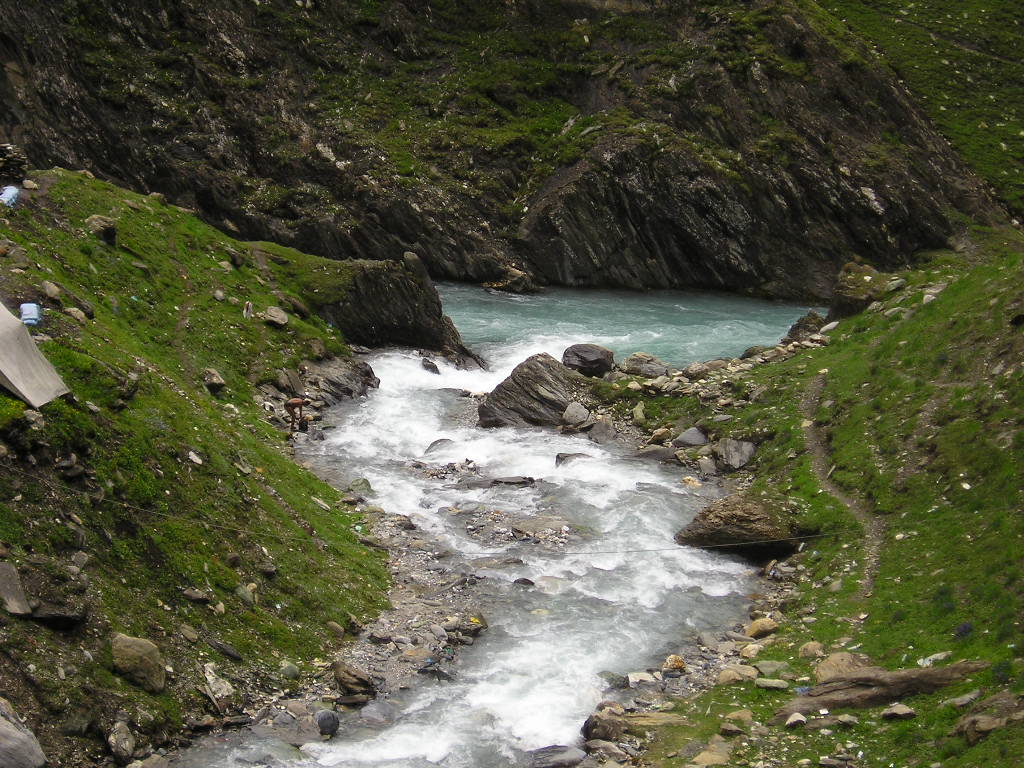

left=800, top=373, right=885, bottom=601
left=895, top=16, right=1021, bottom=67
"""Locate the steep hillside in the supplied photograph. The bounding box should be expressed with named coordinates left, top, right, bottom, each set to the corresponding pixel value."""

left=0, top=169, right=467, bottom=765
left=825, top=0, right=1023, bottom=212
left=594, top=223, right=1024, bottom=765
left=0, top=0, right=1000, bottom=298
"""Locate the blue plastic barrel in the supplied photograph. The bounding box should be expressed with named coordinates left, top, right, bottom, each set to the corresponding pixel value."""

left=0, top=185, right=19, bottom=208
left=20, top=303, right=41, bottom=326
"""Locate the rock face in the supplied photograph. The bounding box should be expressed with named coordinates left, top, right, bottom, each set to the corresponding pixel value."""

left=675, top=494, right=796, bottom=561
left=478, top=354, right=584, bottom=428
left=0, top=697, right=46, bottom=768
left=320, top=257, right=473, bottom=358
left=111, top=633, right=166, bottom=693
left=561, top=344, right=615, bottom=377
left=0, top=3, right=997, bottom=303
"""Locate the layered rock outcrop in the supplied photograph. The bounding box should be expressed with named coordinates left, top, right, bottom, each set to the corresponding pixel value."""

left=0, top=1, right=1000, bottom=300
left=321, top=255, right=472, bottom=358
left=478, top=354, right=585, bottom=428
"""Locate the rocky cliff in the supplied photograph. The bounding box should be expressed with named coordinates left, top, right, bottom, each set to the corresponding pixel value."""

left=0, top=0, right=1002, bottom=300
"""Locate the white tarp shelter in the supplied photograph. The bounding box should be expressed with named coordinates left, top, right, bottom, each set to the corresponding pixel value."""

left=0, top=302, right=69, bottom=408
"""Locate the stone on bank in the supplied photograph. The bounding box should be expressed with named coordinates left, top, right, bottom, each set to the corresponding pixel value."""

left=0, top=697, right=46, bottom=768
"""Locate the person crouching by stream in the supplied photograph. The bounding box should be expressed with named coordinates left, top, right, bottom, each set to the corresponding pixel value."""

left=284, top=397, right=312, bottom=432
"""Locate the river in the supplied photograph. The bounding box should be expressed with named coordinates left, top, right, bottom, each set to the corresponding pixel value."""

left=180, top=284, right=811, bottom=767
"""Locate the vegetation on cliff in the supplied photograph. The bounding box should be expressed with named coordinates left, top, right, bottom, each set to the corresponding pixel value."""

left=595, top=223, right=1024, bottom=764
left=0, top=170, right=402, bottom=764
left=824, top=0, right=1023, bottom=211
left=0, top=0, right=1003, bottom=298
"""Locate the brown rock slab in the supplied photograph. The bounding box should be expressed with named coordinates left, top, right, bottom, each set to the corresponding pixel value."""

left=675, top=493, right=796, bottom=561
left=815, top=652, right=869, bottom=683
left=773, top=660, right=988, bottom=722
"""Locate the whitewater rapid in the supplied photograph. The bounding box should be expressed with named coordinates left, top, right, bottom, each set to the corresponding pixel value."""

left=297, top=339, right=754, bottom=766
left=175, top=284, right=811, bottom=767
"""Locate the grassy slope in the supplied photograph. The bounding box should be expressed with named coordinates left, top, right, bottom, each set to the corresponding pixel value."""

left=811, top=0, right=1024, bottom=212
left=0, top=170, right=388, bottom=757
left=593, top=225, right=1024, bottom=764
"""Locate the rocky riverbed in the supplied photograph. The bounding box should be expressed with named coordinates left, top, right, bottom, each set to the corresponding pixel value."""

left=165, top=307, right=843, bottom=768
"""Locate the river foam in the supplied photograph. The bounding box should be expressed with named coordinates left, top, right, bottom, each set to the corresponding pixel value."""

left=185, top=285, right=810, bottom=767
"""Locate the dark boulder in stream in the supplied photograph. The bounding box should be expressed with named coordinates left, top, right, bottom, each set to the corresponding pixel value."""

left=478, top=354, right=584, bottom=428
left=561, top=344, right=615, bottom=378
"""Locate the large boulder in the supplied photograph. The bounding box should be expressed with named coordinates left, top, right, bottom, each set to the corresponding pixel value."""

left=672, top=426, right=707, bottom=447
left=712, top=438, right=757, bottom=471
left=111, top=633, right=166, bottom=693
left=561, top=344, right=615, bottom=377
left=264, top=306, right=289, bottom=328
left=620, top=352, right=671, bottom=378
left=828, top=262, right=887, bottom=320
left=0, top=698, right=45, bottom=768
left=582, top=707, right=628, bottom=741
left=675, top=494, right=796, bottom=561
left=478, top=354, right=583, bottom=428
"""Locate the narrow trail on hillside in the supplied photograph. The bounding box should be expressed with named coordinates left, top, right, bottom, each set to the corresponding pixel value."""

left=171, top=246, right=197, bottom=382
left=801, top=373, right=885, bottom=601
left=891, top=16, right=1022, bottom=67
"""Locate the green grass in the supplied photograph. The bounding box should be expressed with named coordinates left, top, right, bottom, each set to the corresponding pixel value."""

left=609, top=225, right=1024, bottom=764
left=810, top=0, right=1024, bottom=211
left=0, top=170, right=389, bottom=747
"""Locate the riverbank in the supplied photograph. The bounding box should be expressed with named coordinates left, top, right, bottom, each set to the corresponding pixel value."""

left=192, top=327, right=823, bottom=766
left=0, top=170, right=472, bottom=767
left=172, top=222, right=1024, bottom=768
left=603, top=225, right=1024, bottom=767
